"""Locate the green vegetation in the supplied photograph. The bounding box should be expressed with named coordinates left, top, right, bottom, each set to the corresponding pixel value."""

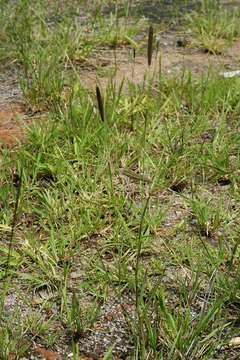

left=0, top=0, right=240, bottom=359
left=187, top=0, right=240, bottom=53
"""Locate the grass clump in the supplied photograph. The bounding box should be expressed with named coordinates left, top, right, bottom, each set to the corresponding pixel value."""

left=187, top=1, right=240, bottom=54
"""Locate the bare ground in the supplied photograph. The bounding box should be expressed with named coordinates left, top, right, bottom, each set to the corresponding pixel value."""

left=80, top=30, right=240, bottom=90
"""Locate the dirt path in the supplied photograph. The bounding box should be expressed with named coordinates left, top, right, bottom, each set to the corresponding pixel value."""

left=80, top=31, right=240, bottom=90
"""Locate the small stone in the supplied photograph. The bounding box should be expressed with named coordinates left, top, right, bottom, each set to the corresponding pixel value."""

left=220, top=70, right=240, bottom=78
left=229, top=337, right=240, bottom=347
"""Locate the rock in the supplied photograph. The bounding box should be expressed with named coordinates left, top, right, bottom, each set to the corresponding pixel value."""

left=229, top=337, right=240, bottom=347
left=220, top=70, right=240, bottom=78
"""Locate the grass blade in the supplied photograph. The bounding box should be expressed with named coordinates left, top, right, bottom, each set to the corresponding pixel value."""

left=5, top=170, right=22, bottom=279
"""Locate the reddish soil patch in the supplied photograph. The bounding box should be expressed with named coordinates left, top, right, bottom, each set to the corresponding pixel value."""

left=0, top=105, right=26, bottom=147
left=0, top=69, right=27, bottom=148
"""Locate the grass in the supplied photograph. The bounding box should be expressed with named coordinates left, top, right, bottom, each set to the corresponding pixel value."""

left=187, top=0, right=240, bottom=54
left=0, top=0, right=240, bottom=359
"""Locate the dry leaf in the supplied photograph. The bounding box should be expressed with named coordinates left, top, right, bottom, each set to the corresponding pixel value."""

left=35, top=346, right=59, bottom=360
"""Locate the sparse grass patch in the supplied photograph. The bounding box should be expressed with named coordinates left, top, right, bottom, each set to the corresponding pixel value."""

left=0, top=1, right=240, bottom=359
left=187, top=1, right=240, bottom=54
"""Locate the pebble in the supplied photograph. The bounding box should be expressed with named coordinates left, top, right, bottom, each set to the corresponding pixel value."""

left=220, top=70, right=240, bottom=78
